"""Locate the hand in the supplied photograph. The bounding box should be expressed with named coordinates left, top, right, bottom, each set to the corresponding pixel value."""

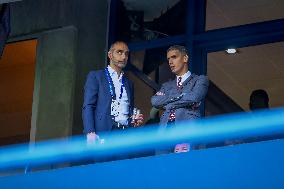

left=192, top=102, right=201, bottom=109
left=132, top=113, right=144, bottom=127
left=86, top=132, right=99, bottom=143
left=174, top=143, right=190, bottom=153
left=155, top=91, right=165, bottom=96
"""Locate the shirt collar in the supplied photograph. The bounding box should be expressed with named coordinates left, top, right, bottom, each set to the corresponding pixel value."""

left=176, top=71, right=191, bottom=84
left=107, top=65, right=124, bottom=80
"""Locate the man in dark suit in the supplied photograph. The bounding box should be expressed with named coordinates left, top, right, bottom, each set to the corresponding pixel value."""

left=82, top=41, right=143, bottom=143
left=151, top=45, right=209, bottom=152
left=249, top=89, right=269, bottom=110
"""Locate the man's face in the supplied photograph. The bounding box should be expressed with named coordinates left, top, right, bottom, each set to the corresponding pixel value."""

left=108, top=42, right=129, bottom=69
left=167, top=50, right=188, bottom=76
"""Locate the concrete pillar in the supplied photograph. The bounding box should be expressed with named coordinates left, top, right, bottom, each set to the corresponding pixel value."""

left=30, top=26, right=77, bottom=141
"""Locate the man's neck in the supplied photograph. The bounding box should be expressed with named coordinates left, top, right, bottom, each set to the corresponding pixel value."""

left=176, top=69, right=189, bottom=77
left=109, top=63, right=122, bottom=76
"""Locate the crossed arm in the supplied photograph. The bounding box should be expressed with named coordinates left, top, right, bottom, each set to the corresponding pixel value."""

left=151, top=75, right=209, bottom=110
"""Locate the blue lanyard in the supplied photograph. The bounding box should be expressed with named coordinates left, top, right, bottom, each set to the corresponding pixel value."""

left=104, top=68, right=125, bottom=100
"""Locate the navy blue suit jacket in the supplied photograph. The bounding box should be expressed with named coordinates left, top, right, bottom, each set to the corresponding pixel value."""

left=82, top=69, right=134, bottom=134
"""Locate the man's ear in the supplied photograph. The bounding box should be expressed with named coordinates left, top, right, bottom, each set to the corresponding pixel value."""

left=184, top=55, right=189, bottom=62
left=108, top=51, right=112, bottom=59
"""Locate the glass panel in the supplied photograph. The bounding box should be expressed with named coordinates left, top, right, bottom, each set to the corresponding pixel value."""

left=206, top=0, right=284, bottom=30
left=116, top=0, right=185, bottom=42
left=126, top=46, right=170, bottom=123
left=207, top=41, right=284, bottom=115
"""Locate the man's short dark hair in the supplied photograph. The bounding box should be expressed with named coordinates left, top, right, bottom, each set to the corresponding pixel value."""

left=167, top=45, right=188, bottom=56
left=109, top=41, right=128, bottom=52
left=250, top=89, right=269, bottom=103
left=249, top=89, right=269, bottom=110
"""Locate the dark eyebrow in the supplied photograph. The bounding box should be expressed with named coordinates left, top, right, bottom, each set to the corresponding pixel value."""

left=167, top=55, right=177, bottom=60
left=116, top=49, right=129, bottom=53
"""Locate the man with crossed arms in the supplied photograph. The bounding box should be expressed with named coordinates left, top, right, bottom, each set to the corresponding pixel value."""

left=151, top=45, right=209, bottom=153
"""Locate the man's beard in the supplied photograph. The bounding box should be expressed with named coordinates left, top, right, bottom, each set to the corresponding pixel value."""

left=113, top=60, right=127, bottom=68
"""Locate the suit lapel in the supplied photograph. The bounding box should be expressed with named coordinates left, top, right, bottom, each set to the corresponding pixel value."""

left=102, top=69, right=114, bottom=100
left=170, top=74, right=195, bottom=88
left=182, top=74, right=195, bottom=87
left=123, top=76, right=131, bottom=101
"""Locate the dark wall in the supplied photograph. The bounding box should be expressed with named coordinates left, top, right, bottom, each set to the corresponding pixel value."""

left=7, top=0, right=109, bottom=138
left=11, top=0, right=77, bottom=36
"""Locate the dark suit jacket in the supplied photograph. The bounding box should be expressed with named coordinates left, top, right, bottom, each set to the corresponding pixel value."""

left=151, top=74, right=209, bottom=125
left=82, top=69, right=134, bottom=134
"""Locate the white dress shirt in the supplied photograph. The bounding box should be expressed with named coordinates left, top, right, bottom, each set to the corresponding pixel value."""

left=107, top=66, right=129, bottom=125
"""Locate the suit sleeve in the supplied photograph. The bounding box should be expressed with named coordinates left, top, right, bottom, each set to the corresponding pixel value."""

left=151, top=83, right=173, bottom=108
left=166, top=75, right=209, bottom=109
left=129, top=81, right=135, bottom=114
left=82, top=72, right=99, bottom=134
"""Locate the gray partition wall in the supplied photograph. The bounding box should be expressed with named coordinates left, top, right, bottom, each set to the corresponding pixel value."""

left=6, top=0, right=109, bottom=142
left=30, top=27, right=77, bottom=141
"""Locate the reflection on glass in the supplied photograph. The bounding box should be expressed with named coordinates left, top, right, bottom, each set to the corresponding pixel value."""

left=206, top=0, right=284, bottom=30
left=207, top=41, right=284, bottom=116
